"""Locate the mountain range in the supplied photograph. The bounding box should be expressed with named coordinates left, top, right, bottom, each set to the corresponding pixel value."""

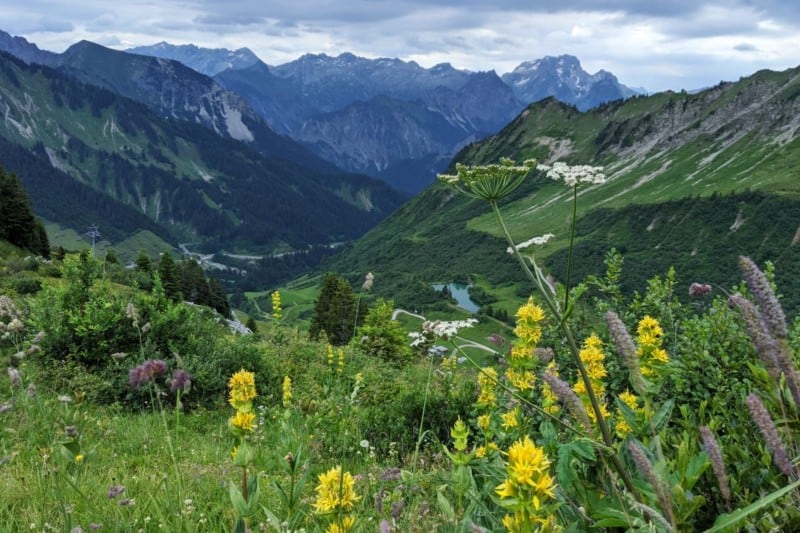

left=0, top=48, right=404, bottom=266
left=137, top=44, right=639, bottom=193
left=326, top=67, right=800, bottom=313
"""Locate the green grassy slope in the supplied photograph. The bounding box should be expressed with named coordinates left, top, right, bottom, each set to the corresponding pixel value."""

left=325, top=65, right=800, bottom=313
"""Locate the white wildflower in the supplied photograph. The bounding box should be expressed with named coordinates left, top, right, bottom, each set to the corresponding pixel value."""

left=546, top=161, right=606, bottom=187
left=507, top=233, right=555, bottom=254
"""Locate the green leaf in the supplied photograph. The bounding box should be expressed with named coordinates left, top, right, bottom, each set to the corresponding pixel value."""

left=651, top=399, right=675, bottom=432
left=229, top=482, right=248, bottom=518
left=437, top=489, right=456, bottom=522
left=705, top=478, right=800, bottom=532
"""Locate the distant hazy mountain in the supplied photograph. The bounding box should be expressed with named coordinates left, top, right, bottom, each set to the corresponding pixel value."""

left=502, top=54, right=637, bottom=111
left=0, top=50, right=405, bottom=262
left=0, top=29, right=57, bottom=65
left=0, top=32, right=639, bottom=193
left=127, top=42, right=260, bottom=76
left=215, top=53, right=525, bottom=192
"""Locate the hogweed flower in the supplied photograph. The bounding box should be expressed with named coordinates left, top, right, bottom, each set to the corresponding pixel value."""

left=540, top=161, right=606, bottom=187
left=699, top=426, right=731, bottom=511
left=437, top=158, right=537, bottom=202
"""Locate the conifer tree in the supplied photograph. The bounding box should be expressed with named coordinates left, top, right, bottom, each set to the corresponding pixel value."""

left=0, top=164, right=49, bottom=257
left=309, top=273, right=358, bottom=345
left=157, top=251, right=181, bottom=301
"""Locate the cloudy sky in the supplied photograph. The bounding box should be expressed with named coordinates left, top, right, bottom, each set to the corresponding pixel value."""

left=2, top=0, right=799, bottom=92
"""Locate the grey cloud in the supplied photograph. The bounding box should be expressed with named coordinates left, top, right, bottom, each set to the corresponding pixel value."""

left=733, top=42, right=759, bottom=51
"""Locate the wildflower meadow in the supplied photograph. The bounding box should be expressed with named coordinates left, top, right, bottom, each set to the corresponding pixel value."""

left=2, top=159, right=800, bottom=532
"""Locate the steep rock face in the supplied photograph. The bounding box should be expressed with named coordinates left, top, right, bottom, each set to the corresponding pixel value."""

left=126, top=42, right=260, bottom=76
left=295, top=96, right=465, bottom=175
left=52, top=41, right=327, bottom=167
left=501, top=54, right=635, bottom=110
left=217, top=54, right=524, bottom=191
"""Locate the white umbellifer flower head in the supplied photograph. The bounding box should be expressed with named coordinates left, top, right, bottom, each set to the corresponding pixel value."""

left=546, top=161, right=606, bottom=187
left=507, top=233, right=555, bottom=254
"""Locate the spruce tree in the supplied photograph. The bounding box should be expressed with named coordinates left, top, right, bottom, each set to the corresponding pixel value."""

left=309, top=273, right=358, bottom=345
left=157, top=251, right=181, bottom=301
left=0, top=164, right=49, bottom=256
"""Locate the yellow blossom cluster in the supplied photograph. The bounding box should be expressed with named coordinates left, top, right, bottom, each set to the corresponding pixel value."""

left=572, top=334, right=610, bottom=426
left=476, top=367, right=499, bottom=408
left=327, top=344, right=334, bottom=368
left=228, top=369, right=257, bottom=413
left=496, top=436, right=557, bottom=531
left=541, top=360, right=560, bottom=415
left=511, top=298, right=545, bottom=362
left=282, top=375, right=292, bottom=408
left=615, top=389, right=641, bottom=437
left=326, top=516, right=355, bottom=533
left=506, top=368, right=535, bottom=392
left=636, top=316, right=669, bottom=377
left=271, top=290, right=282, bottom=320
left=313, top=466, right=360, bottom=513
left=501, top=407, right=520, bottom=430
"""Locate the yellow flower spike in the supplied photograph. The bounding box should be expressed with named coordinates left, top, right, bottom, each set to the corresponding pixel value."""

left=271, top=290, right=282, bottom=320
left=476, top=367, right=498, bottom=408
left=282, top=375, right=292, bottom=408
left=501, top=407, right=520, bottom=430
left=326, top=516, right=356, bottom=533
left=496, top=435, right=556, bottom=525
left=228, top=369, right=257, bottom=411
left=230, top=411, right=256, bottom=432
left=313, top=466, right=360, bottom=513
left=477, top=414, right=491, bottom=431
left=75, top=454, right=84, bottom=464
left=327, top=344, right=334, bottom=367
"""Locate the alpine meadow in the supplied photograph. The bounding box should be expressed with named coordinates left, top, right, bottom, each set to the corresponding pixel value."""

left=3, top=15, right=800, bottom=533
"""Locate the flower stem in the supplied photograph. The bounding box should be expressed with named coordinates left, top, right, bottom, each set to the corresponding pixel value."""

left=490, top=199, right=640, bottom=500
left=564, top=185, right=578, bottom=310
